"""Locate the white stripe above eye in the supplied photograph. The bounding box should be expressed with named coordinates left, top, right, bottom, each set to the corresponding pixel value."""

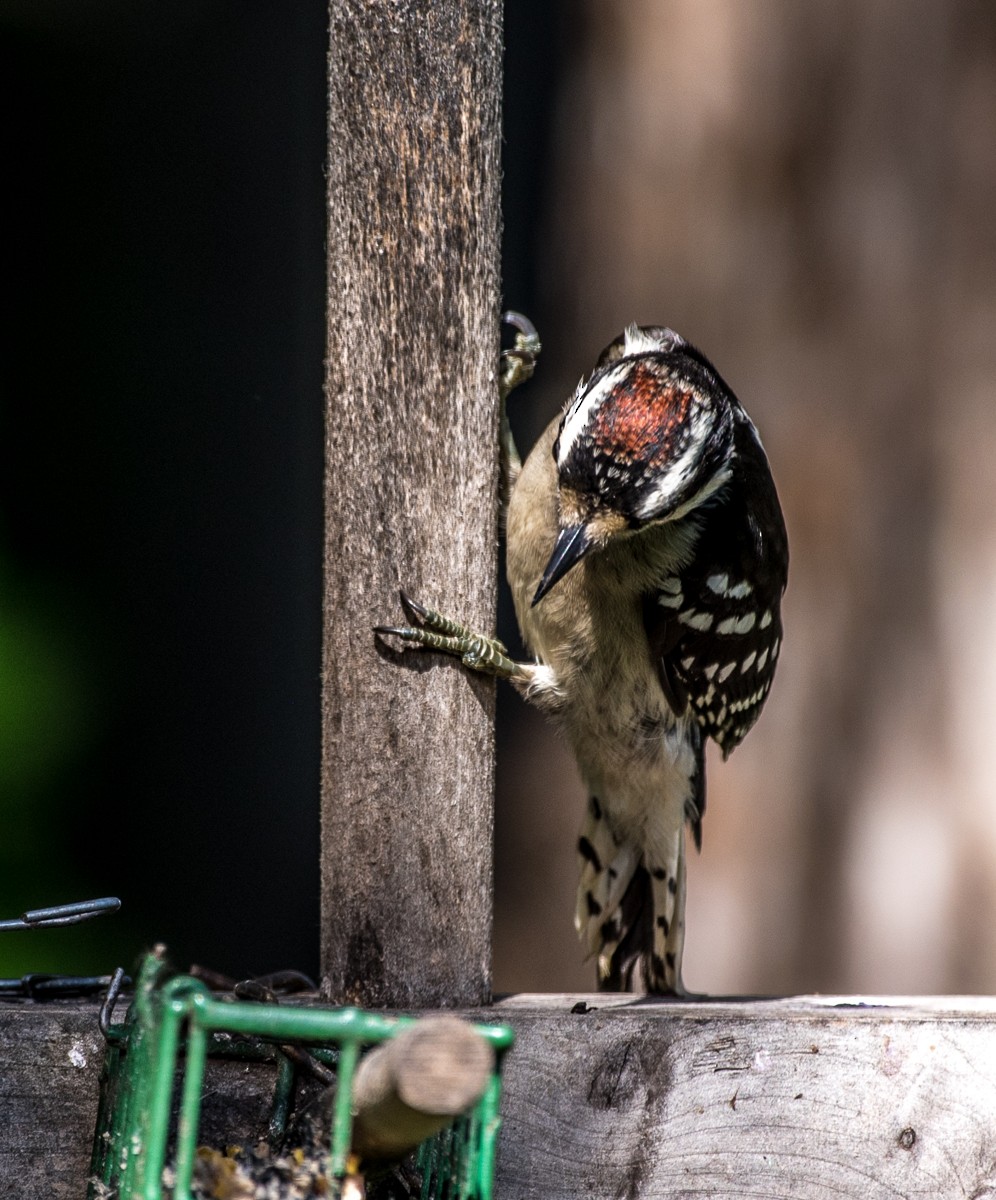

left=633, top=406, right=728, bottom=522
left=556, top=361, right=631, bottom=468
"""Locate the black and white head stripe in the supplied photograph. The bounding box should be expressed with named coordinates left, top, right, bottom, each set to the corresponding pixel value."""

left=557, top=325, right=692, bottom=471
left=631, top=414, right=732, bottom=524
left=553, top=329, right=737, bottom=527
left=556, top=359, right=634, bottom=471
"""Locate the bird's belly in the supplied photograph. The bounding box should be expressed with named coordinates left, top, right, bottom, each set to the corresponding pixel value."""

left=555, top=647, right=696, bottom=845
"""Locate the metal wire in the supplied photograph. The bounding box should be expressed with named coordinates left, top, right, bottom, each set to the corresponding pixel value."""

left=98, top=967, right=129, bottom=1039
left=0, top=971, right=129, bottom=1000
left=0, top=898, right=126, bottom=1003
left=0, top=896, right=121, bottom=931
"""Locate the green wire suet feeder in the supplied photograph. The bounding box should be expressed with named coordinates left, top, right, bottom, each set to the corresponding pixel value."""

left=89, top=950, right=513, bottom=1200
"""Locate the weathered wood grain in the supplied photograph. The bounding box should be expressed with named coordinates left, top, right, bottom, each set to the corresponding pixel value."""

left=322, top=1, right=504, bottom=1008
left=493, top=995, right=996, bottom=1199
left=0, top=1000, right=281, bottom=1200
left=5, top=998, right=996, bottom=1199
left=0, top=1003, right=104, bottom=1198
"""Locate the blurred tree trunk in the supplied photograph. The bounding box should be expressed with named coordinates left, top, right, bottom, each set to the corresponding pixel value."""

left=495, top=0, right=996, bottom=995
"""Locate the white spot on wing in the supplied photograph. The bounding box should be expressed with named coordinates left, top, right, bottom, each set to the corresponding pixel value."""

left=678, top=610, right=714, bottom=631
left=706, top=573, right=729, bottom=594
left=740, top=651, right=757, bottom=672
left=760, top=610, right=773, bottom=629
left=716, top=612, right=757, bottom=636
left=717, top=663, right=737, bottom=682
left=658, top=592, right=684, bottom=608
left=756, top=648, right=769, bottom=671
left=727, top=580, right=753, bottom=599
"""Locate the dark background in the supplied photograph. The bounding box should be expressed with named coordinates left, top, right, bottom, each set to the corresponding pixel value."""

left=5, top=2, right=996, bottom=995
left=4, top=0, right=329, bottom=978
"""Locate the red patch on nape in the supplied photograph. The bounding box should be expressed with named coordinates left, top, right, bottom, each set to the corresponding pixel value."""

left=591, top=364, right=692, bottom=466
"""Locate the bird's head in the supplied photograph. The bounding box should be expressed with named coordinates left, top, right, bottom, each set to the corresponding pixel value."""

left=533, top=324, right=736, bottom=606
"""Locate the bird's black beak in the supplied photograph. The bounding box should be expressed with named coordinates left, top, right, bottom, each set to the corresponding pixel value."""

left=532, top=524, right=594, bottom=606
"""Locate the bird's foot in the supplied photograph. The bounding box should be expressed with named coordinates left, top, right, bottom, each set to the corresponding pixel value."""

left=500, top=311, right=541, bottom=401
left=375, top=591, right=523, bottom=680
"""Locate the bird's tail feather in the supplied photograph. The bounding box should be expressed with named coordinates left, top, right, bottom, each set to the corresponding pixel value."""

left=575, top=796, right=687, bottom=994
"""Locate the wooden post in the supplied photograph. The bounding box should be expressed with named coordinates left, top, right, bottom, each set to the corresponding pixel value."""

left=321, top=1, right=503, bottom=1007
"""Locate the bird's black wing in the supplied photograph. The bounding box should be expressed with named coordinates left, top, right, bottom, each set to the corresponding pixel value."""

left=644, top=412, right=789, bottom=767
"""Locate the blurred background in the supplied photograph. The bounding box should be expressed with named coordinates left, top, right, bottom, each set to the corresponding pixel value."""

left=4, top=0, right=996, bottom=995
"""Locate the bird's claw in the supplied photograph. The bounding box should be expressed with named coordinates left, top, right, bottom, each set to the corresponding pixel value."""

left=375, top=591, right=519, bottom=679
left=500, top=311, right=542, bottom=401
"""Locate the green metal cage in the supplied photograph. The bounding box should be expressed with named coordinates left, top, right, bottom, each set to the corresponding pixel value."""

left=89, top=952, right=513, bottom=1200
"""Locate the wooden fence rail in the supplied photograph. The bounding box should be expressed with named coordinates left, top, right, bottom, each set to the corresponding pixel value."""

left=4, top=995, right=996, bottom=1198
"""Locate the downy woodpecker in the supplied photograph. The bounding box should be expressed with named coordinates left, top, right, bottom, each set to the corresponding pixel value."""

left=378, top=316, right=788, bottom=994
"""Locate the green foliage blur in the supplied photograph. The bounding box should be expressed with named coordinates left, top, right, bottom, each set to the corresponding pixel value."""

left=0, top=541, right=134, bottom=975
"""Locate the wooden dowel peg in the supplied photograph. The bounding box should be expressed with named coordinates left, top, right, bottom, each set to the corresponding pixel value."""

left=349, top=1016, right=495, bottom=1161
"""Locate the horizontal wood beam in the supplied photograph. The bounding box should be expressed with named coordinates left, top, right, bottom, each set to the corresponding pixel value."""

left=492, top=994, right=996, bottom=1199
left=4, top=996, right=996, bottom=1197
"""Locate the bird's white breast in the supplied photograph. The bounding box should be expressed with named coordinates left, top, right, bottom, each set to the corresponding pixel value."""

left=506, top=418, right=700, bottom=847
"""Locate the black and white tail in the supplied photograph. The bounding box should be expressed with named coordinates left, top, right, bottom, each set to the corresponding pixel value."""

left=574, top=794, right=689, bottom=994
